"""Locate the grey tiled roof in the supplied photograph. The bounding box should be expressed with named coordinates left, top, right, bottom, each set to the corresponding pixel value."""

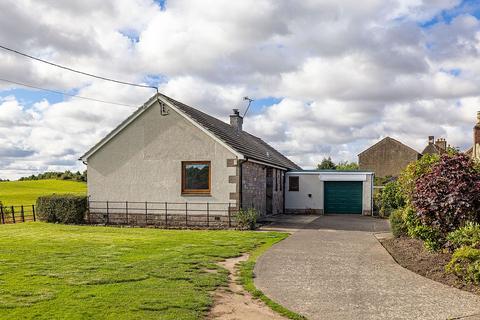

left=422, top=143, right=444, bottom=155
left=161, top=94, right=301, bottom=170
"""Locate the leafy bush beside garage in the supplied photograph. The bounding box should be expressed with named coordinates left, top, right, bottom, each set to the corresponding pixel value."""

left=385, top=153, right=480, bottom=288
left=412, top=154, right=480, bottom=237
left=379, top=180, right=404, bottom=217
left=389, top=208, right=407, bottom=237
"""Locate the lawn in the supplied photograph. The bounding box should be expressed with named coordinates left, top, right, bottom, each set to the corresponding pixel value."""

left=0, top=180, right=87, bottom=206
left=0, top=223, right=287, bottom=319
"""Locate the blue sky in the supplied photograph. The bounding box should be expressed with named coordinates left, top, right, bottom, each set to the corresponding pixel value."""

left=420, top=0, right=480, bottom=28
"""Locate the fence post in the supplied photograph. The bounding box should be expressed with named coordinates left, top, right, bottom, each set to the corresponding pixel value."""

left=228, top=203, right=231, bottom=228
left=106, top=201, right=109, bottom=225
left=0, top=206, right=4, bottom=224
left=165, top=202, right=168, bottom=227
left=11, top=206, right=15, bottom=223
left=145, top=201, right=148, bottom=225
left=21, top=205, right=25, bottom=222
left=32, top=205, right=36, bottom=222
left=185, top=202, right=188, bottom=227
left=125, top=201, right=129, bottom=225
left=206, top=202, right=209, bottom=228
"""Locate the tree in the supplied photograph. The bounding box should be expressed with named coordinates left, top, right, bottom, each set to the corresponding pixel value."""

left=413, top=154, right=480, bottom=236
left=317, top=157, right=336, bottom=170
left=336, top=161, right=359, bottom=171
left=18, top=170, right=87, bottom=182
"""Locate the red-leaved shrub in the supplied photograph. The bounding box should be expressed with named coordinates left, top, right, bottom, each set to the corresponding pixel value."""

left=412, top=154, right=480, bottom=236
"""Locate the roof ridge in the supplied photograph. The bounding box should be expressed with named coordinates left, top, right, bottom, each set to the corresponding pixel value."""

left=358, top=136, right=421, bottom=156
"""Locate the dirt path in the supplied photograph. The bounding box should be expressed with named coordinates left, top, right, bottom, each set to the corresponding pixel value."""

left=208, top=254, right=286, bottom=320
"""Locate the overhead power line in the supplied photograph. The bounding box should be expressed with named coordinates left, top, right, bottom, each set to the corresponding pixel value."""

left=0, top=77, right=137, bottom=108
left=0, top=44, right=158, bottom=92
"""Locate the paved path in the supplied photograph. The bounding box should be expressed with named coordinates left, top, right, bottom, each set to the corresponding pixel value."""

left=255, top=215, right=480, bottom=320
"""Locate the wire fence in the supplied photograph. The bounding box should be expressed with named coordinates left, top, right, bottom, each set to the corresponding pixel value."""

left=0, top=205, right=36, bottom=224
left=87, top=201, right=237, bottom=228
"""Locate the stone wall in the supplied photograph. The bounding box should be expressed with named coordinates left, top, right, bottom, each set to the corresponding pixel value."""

left=241, top=161, right=285, bottom=216
left=272, top=168, right=284, bottom=215
left=241, top=161, right=266, bottom=215
left=359, top=137, right=421, bottom=178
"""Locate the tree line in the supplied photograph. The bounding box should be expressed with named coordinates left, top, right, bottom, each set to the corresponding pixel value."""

left=317, top=157, right=359, bottom=171
left=17, top=170, right=87, bottom=182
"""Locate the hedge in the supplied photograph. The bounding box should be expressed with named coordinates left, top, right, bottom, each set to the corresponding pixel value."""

left=36, top=195, right=87, bottom=224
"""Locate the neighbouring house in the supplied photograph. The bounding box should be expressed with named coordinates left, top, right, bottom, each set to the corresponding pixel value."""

left=359, top=135, right=450, bottom=178
left=422, top=136, right=448, bottom=155
left=80, top=93, right=300, bottom=217
left=358, top=137, right=422, bottom=178
left=466, top=111, right=480, bottom=159
left=285, top=170, right=374, bottom=215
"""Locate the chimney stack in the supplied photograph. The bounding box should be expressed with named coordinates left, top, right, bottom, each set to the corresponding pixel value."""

left=435, top=138, right=447, bottom=151
left=230, top=109, right=243, bottom=131
left=428, top=136, right=434, bottom=144
left=473, top=111, right=480, bottom=159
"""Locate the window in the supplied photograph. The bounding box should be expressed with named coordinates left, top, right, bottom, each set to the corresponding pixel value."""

left=288, top=176, right=299, bottom=191
left=182, top=161, right=211, bottom=194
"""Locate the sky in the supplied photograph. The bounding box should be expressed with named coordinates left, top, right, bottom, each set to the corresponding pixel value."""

left=0, top=0, right=480, bottom=179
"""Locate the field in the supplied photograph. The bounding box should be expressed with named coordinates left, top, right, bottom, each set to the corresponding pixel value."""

left=0, top=179, right=87, bottom=206
left=0, top=223, right=286, bottom=319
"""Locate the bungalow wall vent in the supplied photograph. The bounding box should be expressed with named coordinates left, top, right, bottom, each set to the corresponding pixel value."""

left=160, top=102, right=169, bottom=116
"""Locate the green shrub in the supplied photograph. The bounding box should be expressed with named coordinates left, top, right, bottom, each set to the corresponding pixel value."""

left=373, top=190, right=383, bottom=215
left=402, top=205, right=420, bottom=235
left=36, top=195, right=87, bottom=224
left=447, top=222, right=480, bottom=250
left=389, top=208, right=407, bottom=237
left=414, top=225, right=443, bottom=251
left=235, top=208, right=258, bottom=230
left=380, top=181, right=405, bottom=217
left=446, top=246, right=480, bottom=284
left=397, top=154, right=440, bottom=204
left=402, top=205, right=442, bottom=251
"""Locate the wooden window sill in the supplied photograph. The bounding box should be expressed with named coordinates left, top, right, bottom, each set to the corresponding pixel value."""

left=181, top=193, right=212, bottom=197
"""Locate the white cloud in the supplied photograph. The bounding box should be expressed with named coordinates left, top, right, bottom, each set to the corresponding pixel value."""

left=1, top=0, right=480, bottom=178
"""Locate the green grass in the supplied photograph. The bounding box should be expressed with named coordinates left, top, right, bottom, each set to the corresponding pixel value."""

left=238, top=242, right=307, bottom=320
left=0, top=180, right=86, bottom=206
left=0, top=223, right=287, bottom=319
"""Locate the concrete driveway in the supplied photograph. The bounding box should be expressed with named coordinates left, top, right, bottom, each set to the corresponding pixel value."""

left=255, top=215, right=480, bottom=320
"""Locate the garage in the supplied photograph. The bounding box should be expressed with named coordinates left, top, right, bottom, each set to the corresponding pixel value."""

left=284, top=170, right=374, bottom=215
left=324, top=181, right=363, bottom=214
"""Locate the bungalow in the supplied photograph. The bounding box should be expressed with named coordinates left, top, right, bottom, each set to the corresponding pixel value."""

left=80, top=93, right=300, bottom=217
left=80, top=93, right=375, bottom=221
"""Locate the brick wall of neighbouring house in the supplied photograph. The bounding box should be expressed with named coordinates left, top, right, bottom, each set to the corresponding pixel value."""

left=359, top=138, right=421, bottom=178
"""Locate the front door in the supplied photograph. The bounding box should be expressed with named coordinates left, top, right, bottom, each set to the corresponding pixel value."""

left=266, top=167, right=273, bottom=215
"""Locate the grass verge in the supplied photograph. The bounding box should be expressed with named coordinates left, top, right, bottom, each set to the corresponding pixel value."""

left=238, top=236, right=307, bottom=320
left=0, top=223, right=287, bottom=320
